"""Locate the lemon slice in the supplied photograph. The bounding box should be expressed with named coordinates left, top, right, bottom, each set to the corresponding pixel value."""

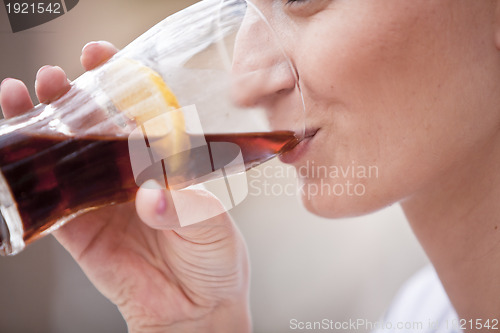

left=101, top=58, right=189, bottom=171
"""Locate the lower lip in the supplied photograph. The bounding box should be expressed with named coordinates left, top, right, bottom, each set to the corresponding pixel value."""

left=279, top=133, right=316, bottom=164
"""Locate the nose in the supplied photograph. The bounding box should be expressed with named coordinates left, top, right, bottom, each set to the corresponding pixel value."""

left=231, top=4, right=297, bottom=108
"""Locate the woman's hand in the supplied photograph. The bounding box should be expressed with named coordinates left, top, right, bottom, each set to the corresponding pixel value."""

left=0, top=41, right=251, bottom=333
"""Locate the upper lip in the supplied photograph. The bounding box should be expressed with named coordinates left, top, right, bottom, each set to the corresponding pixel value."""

left=280, top=127, right=319, bottom=162
left=303, top=128, right=319, bottom=139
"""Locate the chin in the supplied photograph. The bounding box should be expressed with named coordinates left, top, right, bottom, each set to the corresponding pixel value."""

left=298, top=180, right=392, bottom=219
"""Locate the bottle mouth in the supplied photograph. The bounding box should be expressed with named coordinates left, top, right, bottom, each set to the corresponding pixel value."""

left=0, top=170, right=25, bottom=256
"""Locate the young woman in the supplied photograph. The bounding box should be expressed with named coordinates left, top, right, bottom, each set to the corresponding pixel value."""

left=1, top=0, right=499, bottom=332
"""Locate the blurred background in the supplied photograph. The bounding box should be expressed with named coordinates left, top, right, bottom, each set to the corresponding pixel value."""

left=0, top=1, right=429, bottom=332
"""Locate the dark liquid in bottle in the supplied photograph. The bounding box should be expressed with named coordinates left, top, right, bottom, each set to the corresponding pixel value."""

left=0, top=131, right=298, bottom=244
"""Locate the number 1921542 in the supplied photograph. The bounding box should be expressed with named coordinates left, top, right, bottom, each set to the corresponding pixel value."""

left=447, top=319, right=499, bottom=330
left=6, top=2, right=62, bottom=14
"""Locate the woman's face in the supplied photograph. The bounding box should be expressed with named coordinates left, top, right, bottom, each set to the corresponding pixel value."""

left=235, top=0, right=500, bottom=218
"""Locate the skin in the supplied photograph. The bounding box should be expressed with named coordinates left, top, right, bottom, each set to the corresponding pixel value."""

left=1, top=0, right=500, bottom=330
left=1, top=44, right=251, bottom=333
left=244, top=0, right=500, bottom=325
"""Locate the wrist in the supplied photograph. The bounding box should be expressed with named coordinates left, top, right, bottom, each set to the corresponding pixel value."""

left=126, top=299, right=251, bottom=333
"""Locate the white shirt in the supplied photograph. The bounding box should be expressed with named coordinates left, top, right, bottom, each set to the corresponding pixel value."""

left=372, top=265, right=462, bottom=333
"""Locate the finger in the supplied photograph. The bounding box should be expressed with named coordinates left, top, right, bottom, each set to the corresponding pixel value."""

left=135, top=180, right=180, bottom=230
left=52, top=202, right=134, bottom=262
left=0, top=79, right=35, bottom=118
left=136, top=181, right=232, bottom=236
left=80, top=41, right=119, bottom=71
left=35, top=65, right=71, bottom=104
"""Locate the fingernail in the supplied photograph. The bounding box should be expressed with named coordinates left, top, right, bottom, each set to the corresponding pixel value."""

left=37, top=65, right=52, bottom=75
left=1, top=78, right=12, bottom=85
left=81, top=41, right=98, bottom=53
left=156, top=190, right=167, bottom=216
left=142, top=179, right=164, bottom=190
left=35, top=65, right=53, bottom=82
left=0, top=78, right=12, bottom=92
left=141, top=179, right=167, bottom=216
left=52, top=66, right=65, bottom=75
left=0, top=78, right=17, bottom=95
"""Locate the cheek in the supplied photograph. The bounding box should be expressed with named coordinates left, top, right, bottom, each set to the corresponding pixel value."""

left=290, top=1, right=500, bottom=217
left=293, top=9, right=427, bottom=207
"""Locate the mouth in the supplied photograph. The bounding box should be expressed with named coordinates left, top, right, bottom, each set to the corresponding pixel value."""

left=303, top=128, right=320, bottom=139
left=279, top=128, right=319, bottom=164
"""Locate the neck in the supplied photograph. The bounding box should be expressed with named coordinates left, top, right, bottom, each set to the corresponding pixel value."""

left=401, top=133, right=500, bottom=324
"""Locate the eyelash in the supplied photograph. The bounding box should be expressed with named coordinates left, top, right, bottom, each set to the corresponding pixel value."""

left=285, top=0, right=309, bottom=6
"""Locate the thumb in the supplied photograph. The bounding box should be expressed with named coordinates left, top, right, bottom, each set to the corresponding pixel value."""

left=136, top=181, right=249, bottom=307
left=135, top=180, right=232, bottom=233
